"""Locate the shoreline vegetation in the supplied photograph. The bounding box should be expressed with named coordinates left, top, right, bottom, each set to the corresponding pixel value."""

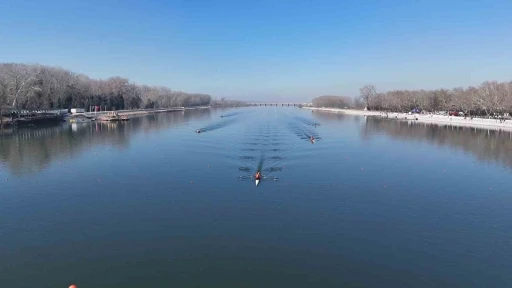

left=356, top=82, right=512, bottom=118
left=0, top=63, right=213, bottom=112
left=0, top=62, right=248, bottom=127
left=309, top=80, right=512, bottom=131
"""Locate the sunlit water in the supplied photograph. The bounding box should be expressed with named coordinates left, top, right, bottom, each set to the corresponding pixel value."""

left=1, top=107, right=511, bottom=288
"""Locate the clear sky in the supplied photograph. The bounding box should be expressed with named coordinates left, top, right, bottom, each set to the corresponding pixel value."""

left=1, top=0, right=511, bottom=102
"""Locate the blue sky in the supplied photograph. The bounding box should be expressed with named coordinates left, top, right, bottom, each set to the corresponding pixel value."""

left=1, top=0, right=511, bottom=102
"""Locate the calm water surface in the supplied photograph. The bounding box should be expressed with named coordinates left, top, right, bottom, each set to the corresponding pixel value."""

left=1, top=107, right=511, bottom=287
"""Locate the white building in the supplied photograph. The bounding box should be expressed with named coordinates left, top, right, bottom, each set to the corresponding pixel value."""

left=70, top=108, right=85, bottom=114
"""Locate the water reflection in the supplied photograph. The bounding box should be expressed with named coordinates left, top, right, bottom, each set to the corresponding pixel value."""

left=362, top=117, right=512, bottom=169
left=310, top=110, right=362, bottom=125
left=0, top=109, right=211, bottom=176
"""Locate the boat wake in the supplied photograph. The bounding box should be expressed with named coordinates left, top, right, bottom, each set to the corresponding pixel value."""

left=195, top=118, right=237, bottom=133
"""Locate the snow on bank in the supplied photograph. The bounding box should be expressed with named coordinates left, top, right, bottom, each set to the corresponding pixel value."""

left=303, top=107, right=512, bottom=131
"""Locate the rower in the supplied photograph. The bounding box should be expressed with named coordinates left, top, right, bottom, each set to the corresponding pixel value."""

left=310, top=136, right=315, bottom=142
left=196, top=129, right=201, bottom=133
left=255, top=171, right=261, bottom=180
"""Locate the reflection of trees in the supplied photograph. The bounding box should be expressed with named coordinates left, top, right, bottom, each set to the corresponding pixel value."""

left=0, top=110, right=210, bottom=176
left=183, top=108, right=211, bottom=122
left=311, top=111, right=362, bottom=125
left=362, top=117, right=512, bottom=169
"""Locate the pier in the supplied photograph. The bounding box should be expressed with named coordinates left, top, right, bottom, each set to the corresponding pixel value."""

left=1, top=109, right=68, bottom=128
left=248, top=103, right=308, bottom=107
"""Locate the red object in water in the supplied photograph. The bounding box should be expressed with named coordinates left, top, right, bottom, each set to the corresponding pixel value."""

left=69, top=285, right=77, bottom=288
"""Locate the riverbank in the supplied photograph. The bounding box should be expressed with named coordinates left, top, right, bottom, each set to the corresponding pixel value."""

left=97, top=108, right=183, bottom=117
left=84, top=106, right=210, bottom=118
left=303, top=107, right=512, bottom=131
left=1, top=114, right=65, bottom=128
left=1, top=106, right=210, bottom=127
left=304, top=107, right=381, bottom=116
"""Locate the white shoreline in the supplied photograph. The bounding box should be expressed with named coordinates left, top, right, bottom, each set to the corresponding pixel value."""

left=303, top=107, right=512, bottom=131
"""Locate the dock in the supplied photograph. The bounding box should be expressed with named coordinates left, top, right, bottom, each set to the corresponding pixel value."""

left=85, top=108, right=186, bottom=119
left=1, top=109, right=68, bottom=128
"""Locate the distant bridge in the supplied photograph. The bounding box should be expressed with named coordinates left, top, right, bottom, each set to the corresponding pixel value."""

left=248, top=103, right=309, bottom=107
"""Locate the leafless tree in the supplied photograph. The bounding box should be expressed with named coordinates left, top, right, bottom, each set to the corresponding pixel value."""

left=211, top=98, right=248, bottom=107
left=1, top=64, right=41, bottom=108
left=312, top=95, right=352, bottom=108
left=0, top=63, right=213, bottom=111
left=358, top=80, right=512, bottom=117
left=359, top=85, right=377, bottom=109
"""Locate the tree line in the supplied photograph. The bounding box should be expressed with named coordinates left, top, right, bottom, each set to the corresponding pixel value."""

left=211, top=98, right=249, bottom=107
left=359, top=81, right=512, bottom=116
left=312, top=95, right=353, bottom=108
left=0, top=63, right=212, bottom=112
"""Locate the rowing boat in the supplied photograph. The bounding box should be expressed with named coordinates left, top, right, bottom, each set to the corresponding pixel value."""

left=255, top=179, right=260, bottom=186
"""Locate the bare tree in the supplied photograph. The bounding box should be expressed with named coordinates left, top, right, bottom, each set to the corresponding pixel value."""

left=357, top=80, right=512, bottom=117
left=1, top=64, right=41, bottom=108
left=0, top=63, right=213, bottom=110
left=312, top=95, right=352, bottom=108
left=359, top=85, right=377, bottom=110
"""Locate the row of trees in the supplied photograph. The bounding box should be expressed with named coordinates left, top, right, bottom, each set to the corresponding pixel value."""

left=0, top=63, right=212, bottom=111
left=359, top=81, right=512, bottom=116
left=211, top=97, right=248, bottom=107
left=312, top=95, right=353, bottom=108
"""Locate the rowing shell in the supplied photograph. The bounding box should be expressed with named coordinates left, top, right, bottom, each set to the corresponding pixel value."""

left=255, top=179, right=260, bottom=186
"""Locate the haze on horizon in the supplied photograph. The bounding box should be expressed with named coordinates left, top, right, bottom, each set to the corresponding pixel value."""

left=1, top=0, right=511, bottom=103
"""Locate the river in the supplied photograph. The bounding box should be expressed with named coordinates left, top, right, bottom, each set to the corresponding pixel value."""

left=1, top=107, right=511, bottom=287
